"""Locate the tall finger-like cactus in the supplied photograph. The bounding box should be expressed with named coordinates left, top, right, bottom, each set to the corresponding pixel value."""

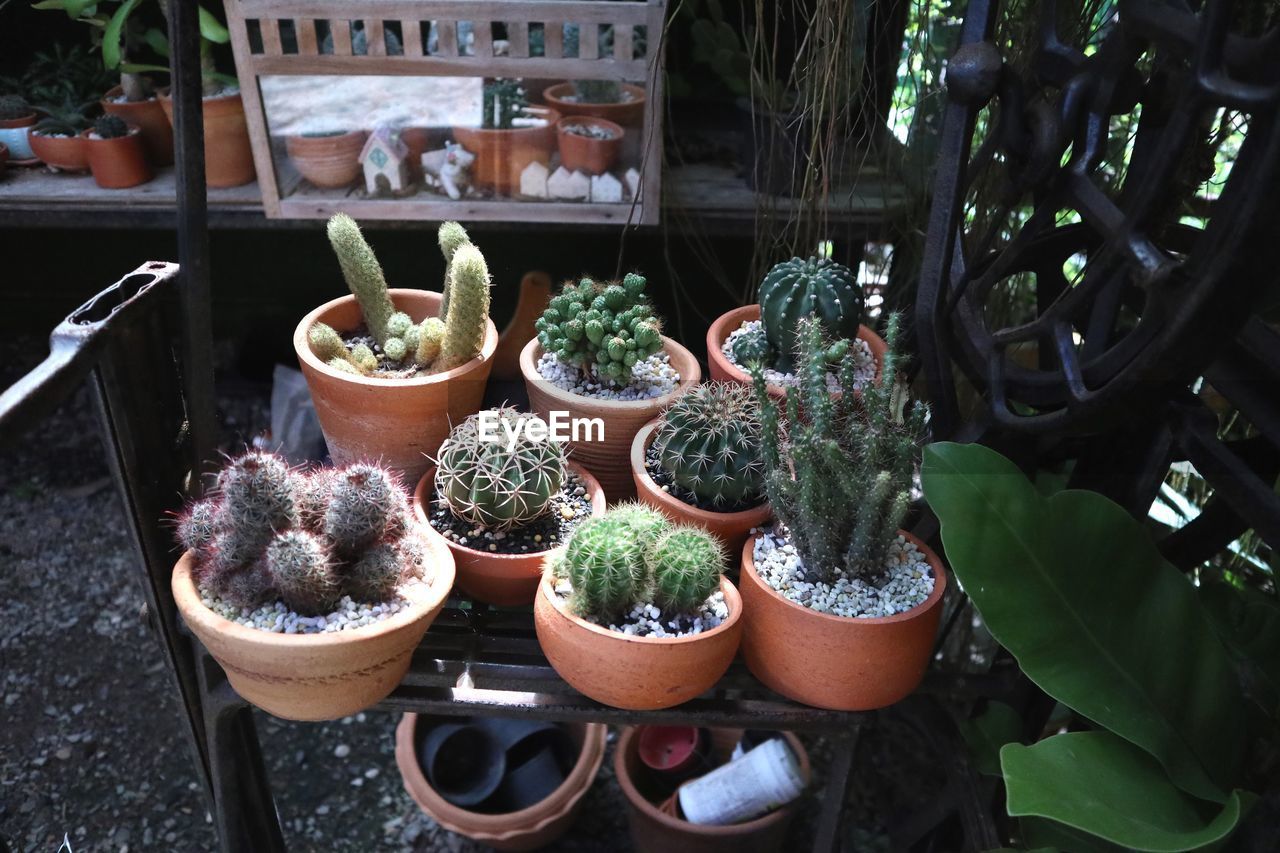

left=653, top=382, right=765, bottom=507
left=433, top=242, right=491, bottom=372
left=647, top=526, right=724, bottom=615
left=759, top=255, right=864, bottom=373
left=437, top=220, right=471, bottom=319
left=327, top=213, right=398, bottom=347
left=535, top=273, right=663, bottom=386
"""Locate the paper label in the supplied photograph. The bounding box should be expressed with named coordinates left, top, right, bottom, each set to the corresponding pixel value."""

left=677, top=738, right=805, bottom=825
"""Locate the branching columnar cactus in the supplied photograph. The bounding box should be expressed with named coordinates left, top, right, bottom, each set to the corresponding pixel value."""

left=434, top=243, right=491, bottom=372
left=758, top=255, right=865, bottom=373
left=436, top=408, right=567, bottom=530
left=752, top=314, right=926, bottom=584
left=535, top=273, right=663, bottom=386
left=653, top=382, right=765, bottom=508
left=647, top=526, right=725, bottom=616
left=174, top=453, right=424, bottom=616
left=482, top=79, right=528, bottom=130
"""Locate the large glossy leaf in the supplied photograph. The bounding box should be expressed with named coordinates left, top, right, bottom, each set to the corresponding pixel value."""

left=921, top=443, right=1243, bottom=802
left=1002, top=733, right=1248, bottom=852
left=1021, top=817, right=1125, bottom=853
left=102, top=0, right=143, bottom=70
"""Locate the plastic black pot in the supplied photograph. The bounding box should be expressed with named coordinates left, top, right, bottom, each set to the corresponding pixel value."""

left=419, top=722, right=507, bottom=808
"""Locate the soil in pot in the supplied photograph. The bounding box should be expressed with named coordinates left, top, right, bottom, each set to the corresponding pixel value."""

left=158, top=87, right=256, bottom=187
left=29, top=130, right=88, bottom=172
left=556, top=116, right=624, bottom=175
left=102, top=85, right=174, bottom=165
left=286, top=129, right=367, bottom=188
left=81, top=127, right=153, bottom=189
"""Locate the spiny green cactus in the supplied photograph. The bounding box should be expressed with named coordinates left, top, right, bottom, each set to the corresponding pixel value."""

left=345, top=540, right=403, bottom=602
left=563, top=515, right=650, bottom=621
left=324, top=463, right=401, bottom=555
left=266, top=530, right=338, bottom=615
left=93, top=114, right=130, bottom=139
left=730, top=323, right=772, bottom=367
left=759, top=255, right=864, bottom=373
left=572, top=79, right=623, bottom=104
left=482, top=78, right=528, bottom=130
left=327, top=213, right=397, bottom=347
left=647, top=526, right=725, bottom=615
left=437, top=221, right=470, bottom=320
left=0, top=95, right=32, bottom=120
left=653, top=382, right=765, bottom=507
left=436, top=408, right=566, bottom=530
left=415, top=317, right=445, bottom=366
left=535, top=273, right=663, bottom=386
left=295, top=469, right=336, bottom=533
left=310, top=323, right=378, bottom=375
left=607, top=501, right=668, bottom=546
left=433, top=243, right=491, bottom=372
left=216, top=452, right=299, bottom=545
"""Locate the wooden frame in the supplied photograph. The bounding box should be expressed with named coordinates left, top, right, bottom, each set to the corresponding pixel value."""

left=223, top=0, right=665, bottom=223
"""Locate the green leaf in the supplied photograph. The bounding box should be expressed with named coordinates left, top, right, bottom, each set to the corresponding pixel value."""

left=960, top=701, right=1022, bottom=776
left=1002, top=733, right=1248, bottom=852
left=102, top=0, right=143, bottom=70
left=1199, top=580, right=1280, bottom=698
left=921, top=442, right=1243, bottom=802
left=1021, top=817, right=1129, bottom=852
left=198, top=7, right=230, bottom=44
left=144, top=27, right=171, bottom=58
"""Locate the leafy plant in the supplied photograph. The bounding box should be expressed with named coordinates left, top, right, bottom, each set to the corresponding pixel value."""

left=653, top=381, right=765, bottom=508
left=0, top=44, right=115, bottom=110
left=535, top=273, right=663, bottom=386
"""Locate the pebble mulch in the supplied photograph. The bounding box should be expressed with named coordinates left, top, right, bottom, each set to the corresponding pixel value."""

left=723, top=319, right=876, bottom=392
left=201, top=589, right=417, bottom=634
left=551, top=577, right=729, bottom=638
left=536, top=350, right=679, bottom=400
left=426, top=471, right=593, bottom=554
left=643, top=445, right=764, bottom=514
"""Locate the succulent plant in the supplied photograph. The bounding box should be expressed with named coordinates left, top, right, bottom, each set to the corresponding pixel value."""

left=653, top=382, right=765, bottom=508
left=433, top=242, right=491, bottom=372
left=0, top=95, right=32, bottom=120
left=325, top=213, right=402, bottom=349
left=535, top=273, right=663, bottom=386
left=216, top=451, right=299, bottom=546
left=562, top=514, right=649, bottom=621
left=647, top=526, right=725, bottom=615
left=482, top=78, right=528, bottom=130
left=607, top=501, right=668, bottom=546
left=266, top=530, right=338, bottom=615
left=759, top=255, right=864, bottom=373
left=435, top=408, right=567, bottom=530
left=324, top=463, right=403, bottom=555
left=572, top=79, right=623, bottom=104
left=436, top=220, right=471, bottom=319
left=92, top=114, right=130, bottom=140
left=729, top=323, right=773, bottom=367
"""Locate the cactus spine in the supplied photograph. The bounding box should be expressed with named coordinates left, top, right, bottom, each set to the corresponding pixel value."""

left=653, top=382, right=765, bottom=507
left=434, top=243, right=491, bottom=372
left=758, top=255, right=864, bottom=372
left=647, top=526, right=725, bottom=615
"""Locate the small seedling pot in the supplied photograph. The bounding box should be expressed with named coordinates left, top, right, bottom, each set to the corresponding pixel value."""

left=637, top=726, right=705, bottom=776
left=542, top=82, right=647, bottom=127
left=158, top=88, right=256, bottom=187
left=452, top=107, right=560, bottom=193
left=101, top=85, right=174, bottom=165
left=0, top=109, right=39, bottom=162
left=286, top=129, right=367, bottom=188
left=81, top=126, right=153, bottom=189
left=738, top=530, right=947, bottom=710
left=419, top=722, right=507, bottom=807
left=29, top=131, right=89, bottom=172
left=556, top=116, right=624, bottom=176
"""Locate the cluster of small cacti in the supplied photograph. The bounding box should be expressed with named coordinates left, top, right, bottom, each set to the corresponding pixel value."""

left=535, top=273, right=663, bottom=385
left=0, top=95, right=31, bottom=120
left=758, top=255, right=865, bottom=372
left=572, top=79, right=623, bottom=104
left=482, top=78, right=528, bottom=130
left=559, top=503, right=725, bottom=621
left=653, top=382, right=765, bottom=508
left=308, top=215, right=489, bottom=377
left=435, top=408, right=568, bottom=531
left=93, top=114, right=130, bottom=140
left=752, top=314, right=926, bottom=584
left=175, top=452, right=426, bottom=616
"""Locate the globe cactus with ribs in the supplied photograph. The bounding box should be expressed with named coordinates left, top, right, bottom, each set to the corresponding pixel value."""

left=758, top=254, right=865, bottom=373
left=652, top=381, right=765, bottom=508
left=535, top=272, right=663, bottom=386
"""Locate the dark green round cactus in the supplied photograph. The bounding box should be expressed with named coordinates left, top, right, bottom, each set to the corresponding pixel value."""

left=563, top=515, right=649, bottom=621
left=93, top=114, right=130, bottom=139
left=729, top=323, right=772, bottom=367
left=653, top=382, right=765, bottom=507
left=648, top=526, right=725, bottom=615
left=535, top=273, right=663, bottom=386
left=266, top=530, right=338, bottom=615
left=758, top=256, right=864, bottom=372
left=607, top=501, right=669, bottom=547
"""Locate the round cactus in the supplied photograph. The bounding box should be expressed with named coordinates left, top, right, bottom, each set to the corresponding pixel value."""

left=648, top=526, right=725, bottom=615
left=606, top=501, right=669, bottom=546
left=176, top=499, right=219, bottom=558
left=563, top=515, right=649, bottom=621
left=216, top=452, right=299, bottom=545
left=435, top=408, right=567, bottom=530
left=215, top=561, right=277, bottom=611
left=345, top=540, right=403, bottom=602
left=730, top=324, right=773, bottom=367
left=266, top=530, right=338, bottom=615
left=653, top=382, right=765, bottom=507
left=295, top=469, right=337, bottom=533
left=535, top=273, right=663, bottom=386
left=324, top=464, right=402, bottom=554
left=759, top=256, right=864, bottom=372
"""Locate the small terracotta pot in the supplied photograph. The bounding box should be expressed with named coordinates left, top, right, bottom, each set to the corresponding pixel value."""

left=452, top=108, right=559, bottom=193
left=81, top=127, right=153, bottom=189
left=739, top=530, right=947, bottom=710
left=158, top=88, right=256, bottom=187
left=0, top=112, right=38, bottom=162
left=396, top=714, right=606, bottom=851
left=631, top=420, right=772, bottom=555
left=29, top=131, right=89, bottom=172
left=706, top=304, right=888, bottom=404
left=286, top=130, right=367, bottom=188
left=293, top=289, right=498, bottom=485
left=171, top=533, right=456, bottom=721
left=543, top=82, right=647, bottom=127
left=534, top=572, right=742, bottom=710
left=101, top=86, right=174, bottom=166
left=556, top=116, right=623, bottom=176
left=413, top=460, right=607, bottom=606
left=519, top=337, right=701, bottom=500
left=615, top=727, right=808, bottom=853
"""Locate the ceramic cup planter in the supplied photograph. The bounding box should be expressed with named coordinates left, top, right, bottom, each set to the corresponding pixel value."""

left=739, top=531, right=947, bottom=711
left=534, top=572, right=743, bottom=711
left=706, top=304, right=888, bottom=403
left=294, top=289, right=498, bottom=485
left=0, top=108, right=37, bottom=163
left=396, top=714, right=606, bottom=851
left=543, top=82, right=647, bottom=127
left=171, top=533, right=456, bottom=721
left=286, top=130, right=367, bottom=188
left=631, top=420, right=772, bottom=555
left=81, top=125, right=153, bottom=189
left=101, top=86, right=174, bottom=165
left=519, top=336, right=701, bottom=500
left=413, top=461, right=607, bottom=606
left=158, top=88, right=256, bottom=187
left=452, top=107, right=560, bottom=193
left=615, top=727, right=809, bottom=853
left=556, top=116, right=624, bottom=176
left=28, top=131, right=88, bottom=172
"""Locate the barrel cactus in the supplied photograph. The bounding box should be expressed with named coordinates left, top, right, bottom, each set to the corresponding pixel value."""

left=758, top=255, right=864, bottom=372
left=435, top=407, right=567, bottom=530
left=562, top=514, right=649, bottom=621
left=652, top=382, right=765, bottom=508
left=535, top=273, right=663, bottom=386
left=647, top=526, right=725, bottom=616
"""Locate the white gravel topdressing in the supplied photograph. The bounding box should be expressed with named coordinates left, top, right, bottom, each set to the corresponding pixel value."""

left=536, top=350, right=680, bottom=400
left=753, top=529, right=934, bottom=618
left=724, top=319, right=876, bottom=393
left=552, top=577, right=729, bottom=638
left=201, top=582, right=428, bottom=634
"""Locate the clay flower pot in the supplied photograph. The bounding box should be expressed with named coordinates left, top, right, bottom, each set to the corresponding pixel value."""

left=556, top=116, right=623, bottom=176
left=102, top=85, right=174, bottom=165
left=294, top=289, right=498, bottom=485
left=519, top=337, right=701, bottom=500
left=171, top=533, right=456, bottom=721
left=534, top=573, right=742, bottom=711
left=81, top=126, right=153, bottom=189
left=158, top=88, right=256, bottom=187
left=0, top=110, right=38, bottom=163
left=631, top=420, right=772, bottom=555
left=286, top=129, right=367, bottom=188
left=706, top=304, right=888, bottom=404
left=29, top=131, right=88, bottom=172
left=739, top=531, right=947, bottom=710
left=615, top=727, right=808, bottom=853
left=413, top=460, right=607, bottom=606
left=452, top=107, right=559, bottom=193
left=543, top=82, right=647, bottom=127
left=396, top=714, right=606, bottom=851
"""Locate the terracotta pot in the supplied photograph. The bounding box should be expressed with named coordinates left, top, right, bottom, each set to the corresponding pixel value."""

left=556, top=116, right=623, bottom=176
left=399, top=126, right=435, bottom=181
left=396, top=715, right=606, bottom=851
left=0, top=112, right=38, bottom=162
left=452, top=108, right=559, bottom=193
left=81, top=127, right=153, bottom=189
left=706, top=304, right=888, bottom=404
left=0, top=142, right=8, bottom=177
left=413, top=460, right=607, bottom=606
left=286, top=130, right=367, bottom=188
left=519, top=337, right=701, bottom=500
left=29, top=131, right=89, bottom=172
left=631, top=420, right=772, bottom=555
left=615, top=727, right=808, bottom=853
left=101, top=86, right=174, bottom=166
left=534, top=573, right=742, bottom=710
left=739, top=531, right=947, bottom=710
left=171, top=533, right=456, bottom=721
left=293, top=289, right=497, bottom=485
left=543, top=82, right=647, bottom=128
left=158, top=88, right=256, bottom=187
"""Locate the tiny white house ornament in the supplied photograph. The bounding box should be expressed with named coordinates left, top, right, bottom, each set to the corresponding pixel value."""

left=624, top=167, right=642, bottom=200
left=360, top=125, right=410, bottom=196
left=591, top=173, right=623, bottom=203
left=519, top=161, right=550, bottom=198
left=548, top=166, right=590, bottom=201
